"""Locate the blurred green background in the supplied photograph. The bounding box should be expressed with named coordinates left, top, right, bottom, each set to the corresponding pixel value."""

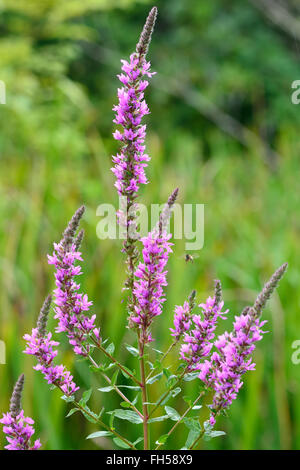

left=0, top=0, right=299, bottom=450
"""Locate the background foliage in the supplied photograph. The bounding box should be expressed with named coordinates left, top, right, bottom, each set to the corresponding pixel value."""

left=0, top=0, right=299, bottom=449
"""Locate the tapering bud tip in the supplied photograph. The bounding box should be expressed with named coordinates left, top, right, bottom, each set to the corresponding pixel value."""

left=157, top=187, right=179, bottom=235
left=62, top=205, right=85, bottom=248
left=188, top=289, right=197, bottom=310
left=74, top=229, right=85, bottom=251
left=253, top=262, right=288, bottom=318
left=136, top=7, right=158, bottom=57
left=9, top=374, right=25, bottom=418
left=241, top=305, right=251, bottom=316
left=213, top=280, right=222, bottom=307
left=37, top=294, right=52, bottom=337
left=167, top=187, right=179, bottom=208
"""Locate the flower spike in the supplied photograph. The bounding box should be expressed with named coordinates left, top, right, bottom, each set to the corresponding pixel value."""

left=0, top=375, right=41, bottom=450
left=136, top=7, right=158, bottom=57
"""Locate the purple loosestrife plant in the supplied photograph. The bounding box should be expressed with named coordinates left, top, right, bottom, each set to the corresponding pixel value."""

left=132, top=228, right=173, bottom=345
left=0, top=375, right=41, bottom=450
left=197, top=264, right=288, bottom=431
left=24, top=295, right=79, bottom=395
left=2, top=7, right=288, bottom=451
left=112, top=7, right=158, bottom=322
left=180, top=296, right=228, bottom=370
left=111, top=6, right=156, bottom=198
left=170, top=301, right=192, bottom=341
left=47, top=206, right=100, bottom=357
left=131, top=190, right=178, bottom=343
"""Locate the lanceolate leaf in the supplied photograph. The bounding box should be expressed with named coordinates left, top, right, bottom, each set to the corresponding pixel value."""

left=113, top=437, right=131, bottom=449
left=106, top=342, right=115, bottom=355
left=86, top=431, right=112, bottom=440
left=66, top=408, right=78, bottom=418
left=148, top=415, right=169, bottom=423
left=185, top=429, right=200, bottom=448
left=108, top=409, right=143, bottom=424
left=204, top=430, right=226, bottom=441
left=165, top=406, right=181, bottom=421
left=125, top=344, right=139, bottom=357
left=146, top=372, right=163, bottom=384
left=155, top=434, right=169, bottom=445
left=111, top=369, right=119, bottom=385
left=80, top=388, right=92, bottom=405
left=183, top=372, right=199, bottom=382
left=184, top=417, right=201, bottom=432
left=98, top=386, right=114, bottom=392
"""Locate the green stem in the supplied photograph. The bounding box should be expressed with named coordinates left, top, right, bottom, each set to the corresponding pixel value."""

left=155, top=393, right=204, bottom=450
left=87, top=353, right=143, bottom=418
left=149, top=365, right=189, bottom=418
left=103, top=372, right=143, bottom=418
left=188, top=429, right=205, bottom=450
left=74, top=400, right=136, bottom=450
left=138, top=342, right=149, bottom=450
left=146, top=340, right=178, bottom=382
left=55, top=380, right=136, bottom=450
left=91, top=337, right=142, bottom=387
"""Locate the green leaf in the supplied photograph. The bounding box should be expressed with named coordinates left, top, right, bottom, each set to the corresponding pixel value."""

left=155, top=434, right=169, bottom=445
left=183, top=396, right=192, bottom=407
left=165, top=406, right=181, bottom=421
left=170, top=387, right=181, bottom=398
left=80, top=388, right=92, bottom=405
left=86, top=431, right=112, bottom=440
left=89, top=365, right=100, bottom=373
left=204, top=430, right=226, bottom=441
left=185, top=429, right=200, bottom=448
left=106, top=342, right=115, bottom=355
left=132, top=395, right=138, bottom=406
left=125, top=344, right=139, bottom=357
left=159, top=392, right=172, bottom=406
left=146, top=372, right=163, bottom=384
left=98, top=386, right=114, bottom=393
left=113, top=437, right=131, bottom=449
left=120, top=366, right=136, bottom=379
left=152, top=348, right=164, bottom=355
left=66, top=408, right=78, bottom=418
left=210, top=430, right=226, bottom=438
left=117, top=385, right=140, bottom=391
left=184, top=419, right=201, bottom=448
left=111, top=370, right=119, bottom=386
left=81, top=410, right=98, bottom=424
left=176, top=363, right=187, bottom=373
left=61, top=395, right=75, bottom=403
left=148, top=415, right=169, bottom=423
left=109, top=413, right=115, bottom=429
left=153, top=359, right=162, bottom=370
left=120, top=401, right=131, bottom=408
left=133, top=437, right=144, bottom=446
left=184, top=417, right=201, bottom=433
left=166, top=376, right=178, bottom=388
left=184, top=372, right=199, bottom=382
left=204, top=420, right=212, bottom=432
left=163, top=368, right=171, bottom=379
left=108, top=409, right=143, bottom=424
